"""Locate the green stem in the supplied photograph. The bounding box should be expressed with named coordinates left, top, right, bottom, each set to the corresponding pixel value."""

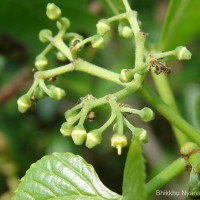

left=146, top=157, right=186, bottom=197
left=98, top=113, right=116, bottom=132
left=26, top=79, right=40, bottom=96
left=151, top=72, right=189, bottom=145
left=153, top=50, right=176, bottom=59
left=51, top=37, right=73, bottom=61
left=107, top=13, right=128, bottom=23
left=139, top=86, right=200, bottom=145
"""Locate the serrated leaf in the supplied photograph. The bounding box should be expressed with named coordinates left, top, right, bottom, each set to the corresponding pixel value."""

left=122, top=138, right=146, bottom=200
left=12, top=152, right=120, bottom=200
left=157, top=0, right=200, bottom=50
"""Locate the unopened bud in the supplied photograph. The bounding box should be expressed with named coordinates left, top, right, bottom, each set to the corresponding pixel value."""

left=139, top=107, right=154, bottom=122
left=96, top=20, right=110, bottom=36
left=56, top=51, right=67, bottom=61
left=60, top=122, right=73, bottom=136
left=71, top=125, right=87, bottom=145
left=119, top=69, right=133, bottom=83
left=56, top=17, right=70, bottom=30
left=65, top=110, right=78, bottom=122
left=35, top=55, right=48, bottom=70
left=86, top=130, right=102, bottom=149
left=33, top=87, right=46, bottom=99
left=46, top=3, right=61, bottom=20
left=175, top=46, right=192, bottom=60
left=134, top=128, right=148, bottom=143
left=111, top=134, right=127, bottom=155
left=48, top=85, right=66, bottom=100
left=91, top=35, right=104, bottom=49
left=180, top=142, right=198, bottom=156
left=39, top=29, right=52, bottom=43
left=118, top=21, right=133, bottom=38
left=17, top=94, right=31, bottom=113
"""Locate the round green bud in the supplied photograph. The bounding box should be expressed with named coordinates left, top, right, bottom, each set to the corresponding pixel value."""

left=134, top=128, right=148, bottom=143
left=35, top=55, right=48, bottom=70
left=60, top=122, right=73, bottom=136
left=33, top=87, right=46, bottom=99
left=48, top=85, right=66, bottom=100
left=119, top=69, right=133, bottom=83
left=139, top=107, right=155, bottom=122
left=96, top=20, right=110, bottom=36
left=71, top=125, right=87, bottom=145
left=111, top=134, right=127, bottom=155
left=46, top=3, right=61, bottom=20
left=17, top=94, right=31, bottom=113
left=64, top=110, right=78, bottom=122
left=91, top=35, right=104, bottom=49
left=39, top=29, right=52, bottom=43
left=56, top=17, right=70, bottom=30
left=56, top=51, right=67, bottom=61
left=118, top=21, right=133, bottom=38
left=175, top=46, right=192, bottom=60
left=86, top=130, right=102, bottom=149
left=180, top=142, right=198, bottom=156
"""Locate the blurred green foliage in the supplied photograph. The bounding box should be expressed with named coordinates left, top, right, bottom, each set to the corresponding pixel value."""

left=1, top=0, right=200, bottom=199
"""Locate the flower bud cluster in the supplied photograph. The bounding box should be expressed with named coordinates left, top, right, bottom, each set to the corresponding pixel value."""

left=118, top=20, right=133, bottom=38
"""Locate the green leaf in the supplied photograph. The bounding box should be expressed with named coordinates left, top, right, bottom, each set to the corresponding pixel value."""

left=0, top=0, right=97, bottom=54
left=184, top=84, right=200, bottom=131
left=157, top=0, right=200, bottom=50
left=12, top=152, right=121, bottom=200
left=122, top=138, right=146, bottom=200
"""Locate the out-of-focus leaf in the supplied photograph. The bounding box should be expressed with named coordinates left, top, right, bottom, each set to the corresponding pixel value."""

left=100, top=0, right=125, bottom=15
left=184, top=84, right=200, bottom=131
left=12, top=152, right=121, bottom=200
left=157, top=0, right=200, bottom=50
left=122, top=138, right=146, bottom=200
left=0, top=0, right=98, bottom=54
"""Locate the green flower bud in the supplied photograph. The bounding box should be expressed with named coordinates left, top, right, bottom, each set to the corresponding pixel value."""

left=39, top=29, right=52, bottom=43
left=48, top=85, right=66, bottom=101
left=96, top=20, right=110, bottom=36
left=35, top=55, right=48, bottom=70
left=86, top=130, right=102, bottom=149
left=118, top=21, right=133, bottom=38
left=175, top=46, right=192, bottom=60
left=111, top=134, right=127, bottom=155
left=139, top=107, right=155, bottom=122
left=46, top=3, right=61, bottom=20
left=134, top=128, right=148, bottom=143
left=56, top=17, right=71, bottom=30
left=17, top=94, right=31, bottom=113
left=180, top=142, right=198, bottom=156
left=91, top=35, right=104, bottom=49
left=56, top=51, right=67, bottom=61
left=119, top=69, right=133, bottom=83
left=64, top=110, right=78, bottom=122
left=60, top=122, right=73, bottom=136
left=33, top=87, right=46, bottom=99
left=71, top=125, right=87, bottom=145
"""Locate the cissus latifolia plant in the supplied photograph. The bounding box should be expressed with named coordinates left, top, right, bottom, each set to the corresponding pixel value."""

left=12, top=0, right=200, bottom=200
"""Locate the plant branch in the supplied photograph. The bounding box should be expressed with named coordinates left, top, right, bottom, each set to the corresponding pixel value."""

left=139, top=86, right=200, bottom=145
left=146, top=157, right=186, bottom=197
